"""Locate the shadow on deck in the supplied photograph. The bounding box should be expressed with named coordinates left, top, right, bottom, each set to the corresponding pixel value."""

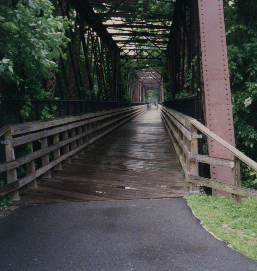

left=17, top=107, right=188, bottom=204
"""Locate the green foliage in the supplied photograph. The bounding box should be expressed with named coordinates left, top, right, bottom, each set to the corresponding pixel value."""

left=19, top=99, right=32, bottom=120
left=185, top=194, right=257, bottom=261
left=145, top=88, right=159, bottom=104
left=0, top=0, right=70, bottom=99
left=241, top=163, right=257, bottom=190
left=40, top=105, right=57, bottom=120
left=224, top=0, right=257, bottom=187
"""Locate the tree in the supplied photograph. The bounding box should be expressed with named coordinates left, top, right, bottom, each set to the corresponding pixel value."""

left=224, top=0, right=257, bottom=188
left=0, top=0, right=70, bottom=99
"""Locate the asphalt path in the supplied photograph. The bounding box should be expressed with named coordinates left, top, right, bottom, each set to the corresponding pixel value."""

left=1, top=198, right=257, bottom=271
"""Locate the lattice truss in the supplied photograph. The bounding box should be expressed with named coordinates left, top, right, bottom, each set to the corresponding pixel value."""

left=126, top=68, right=163, bottom=103
left=46, top=0, right=121, bottom=101
left=45, top=0, right=176, bottom=101
left=166, top=0, right=201, bottom=98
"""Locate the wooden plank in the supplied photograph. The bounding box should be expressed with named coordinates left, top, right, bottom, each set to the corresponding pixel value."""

left=190, top=119, right=257, bottom=171
left=53, top=134, right=62, bottom=170
left=63, top=130, right=71, bottom=164
left=10, top=106, right=143, bottom=136
left=161, top=112, right=190, bottom=159
left=1, top=108, right=144, bottom=172
left=0, top=125, right=11, bottom=137
left=161, top=114, right=187, bottom=175
left=190, top=154, right=235, bottom=168
left=15, top=108, right=186, bottom=205
left=161, top=108, right=192, bottom=140
left=188, top=174, right=257, bottom=200
left=188, top=126, right=199, bottom=192
left=12, top=108, right=139, bottom=146
left=232, top=157, right=241, bottom=204
left=26, top=142, right=37, bottom=188
left=160, top=106, right=192, bottom=130
left=0, top=108, right=145, bottom=196
left=41, top=137, right=51, bottom=179
left=5, top=129, right=19, bottom=200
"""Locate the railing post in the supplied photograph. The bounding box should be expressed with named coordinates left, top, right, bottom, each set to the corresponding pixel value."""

left=5, top=130, right=20, bottom=200
left=232, top=157, right=241, bottom=204
left=63, top=130, right=71, bottom=164
left=53, top=133, right=62, bottom=170
left=188, top=126, right=200, bottom=193
left=78, top=126, right=84, bottom=154
left=26, top=142, right=37, bottom=188
left=41, top=137, right=51, bottom=179
left=70, top=128, right=78, bottom=159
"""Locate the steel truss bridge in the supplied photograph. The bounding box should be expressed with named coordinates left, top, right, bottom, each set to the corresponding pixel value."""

left=2, top=0, right=257, bottom=203
left=46, top=0, right=236, bottom=196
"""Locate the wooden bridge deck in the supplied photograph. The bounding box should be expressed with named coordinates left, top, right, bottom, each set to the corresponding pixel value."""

left=17, top=107, right=188, bottom=204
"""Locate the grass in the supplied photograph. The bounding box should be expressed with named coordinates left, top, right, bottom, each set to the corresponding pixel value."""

left=185, top=194, right=257, bottom=261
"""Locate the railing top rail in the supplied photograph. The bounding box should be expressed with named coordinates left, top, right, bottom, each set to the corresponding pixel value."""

left=160, top=105, right=257, bottom=172
left=1, top=105, right=145, bottom=137
left=190, top=119, right=257, bottom=172
left=0, top=125, right=11, bottom=138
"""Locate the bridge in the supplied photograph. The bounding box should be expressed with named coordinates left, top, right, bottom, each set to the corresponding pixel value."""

left=2, top=1, right=257, bottom=269
left=1, top=0, right=257, bottom=204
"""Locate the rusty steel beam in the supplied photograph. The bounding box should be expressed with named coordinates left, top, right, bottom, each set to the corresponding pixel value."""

left=97, top=12, right=172, bottom=20
left=104, top=24, right=171, bottom=29
left=89, top=0, right=138, bottom=3
left=79, top=18, right=94, bottom=96
left=111, top=32, right=169, bottom=37
left=198, top=0, right=235, bottom=195
left=115, top=39, right=168, bottom=42
left=70, top=0, right=120, bottom=52
left=67, top=23, right=81, bottom=100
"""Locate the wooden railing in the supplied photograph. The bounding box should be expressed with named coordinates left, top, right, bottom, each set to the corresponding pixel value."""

left=0, top=105, right=147, bottom=200
left=160, top=105, right=257, bottom=204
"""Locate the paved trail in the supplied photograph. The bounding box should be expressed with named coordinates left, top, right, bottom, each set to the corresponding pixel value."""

left=1, top=199, right=257, bottom=271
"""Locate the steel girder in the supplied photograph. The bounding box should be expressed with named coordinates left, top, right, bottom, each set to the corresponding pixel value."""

left=167, top=0, right=199, bottom=98
left=168, top=0, right=236, bottom=194
left=198, top=0, right=235, bottom=195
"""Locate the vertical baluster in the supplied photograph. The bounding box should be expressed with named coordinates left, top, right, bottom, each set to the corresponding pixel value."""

left=5, top=130, right=19, bottom=200
left=88, top=123, right=93, bottom=141
left=70, top=128, right=78, bottom=159
left=53, top=133, right=62, bottom=170
left=78, top=126, right=84, bottom=154
left=188, top=125, right=199, bottom=193
left=83, top=124, right=88, bottom=144
left=63, top=130, right=71, bottom=164
left=232, top=157, right=241, bottom=204
left=41, top=137, right=51, bottom=178
left=27, top=142, right=37, bottom=188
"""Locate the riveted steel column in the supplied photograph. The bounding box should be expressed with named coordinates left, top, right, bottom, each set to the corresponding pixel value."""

left=198, top=0, right=235, bottom=195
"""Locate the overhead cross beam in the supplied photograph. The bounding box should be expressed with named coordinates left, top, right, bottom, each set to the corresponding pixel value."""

left=70, top=0, right=120, bottom=52
left=104, top=24, right=171, bottom=29
left=97, top=12, right=172, bottom=20
left=89, top=0, right=138, bottom=4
